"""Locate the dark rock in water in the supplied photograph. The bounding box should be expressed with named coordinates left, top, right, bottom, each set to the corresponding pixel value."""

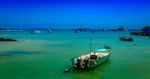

left=0, top=38, right=17, bottom=41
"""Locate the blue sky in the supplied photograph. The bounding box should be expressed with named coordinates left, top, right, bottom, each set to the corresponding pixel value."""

left=0, top=0, right=150, bottom=29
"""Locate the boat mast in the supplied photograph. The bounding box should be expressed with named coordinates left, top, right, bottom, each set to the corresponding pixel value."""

left=90, top=36, right=92, bottom=53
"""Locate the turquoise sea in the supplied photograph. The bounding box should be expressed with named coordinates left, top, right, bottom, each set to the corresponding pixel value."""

left=0, top=30, right=150, bottom=79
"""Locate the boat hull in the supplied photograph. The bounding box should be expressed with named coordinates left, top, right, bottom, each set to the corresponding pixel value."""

left=72, top=53, right=110, bottom=70
left=86, top=54, right=110, bottom=69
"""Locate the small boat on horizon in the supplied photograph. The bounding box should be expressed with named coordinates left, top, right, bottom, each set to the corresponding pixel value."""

left=30, top=30, right=41, bottom=34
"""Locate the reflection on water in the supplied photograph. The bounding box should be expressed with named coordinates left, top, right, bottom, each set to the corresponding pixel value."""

left=0, top=31, right=149, bottom=79
left=0, top=51, right=37, bottom=57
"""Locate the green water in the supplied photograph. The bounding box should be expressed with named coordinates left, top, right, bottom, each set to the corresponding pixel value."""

left=0, top=31, right=150, bottom=79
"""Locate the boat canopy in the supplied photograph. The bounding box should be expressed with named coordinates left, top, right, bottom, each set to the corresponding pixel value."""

left=96, top=48, right=108, bottom=52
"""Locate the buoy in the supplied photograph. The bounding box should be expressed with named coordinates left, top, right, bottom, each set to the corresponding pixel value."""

left=64, top=68, right=70, bottom=72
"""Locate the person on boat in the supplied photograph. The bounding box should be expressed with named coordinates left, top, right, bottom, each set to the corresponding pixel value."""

left=84, top=59, right=89, bottom=69
left=76, top=58, right=81, bottom=68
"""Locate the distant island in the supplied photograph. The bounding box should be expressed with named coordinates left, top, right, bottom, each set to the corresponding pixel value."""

left=0, top=26, right=145, bottom=33
left=74, top=26, right=127, bottom=33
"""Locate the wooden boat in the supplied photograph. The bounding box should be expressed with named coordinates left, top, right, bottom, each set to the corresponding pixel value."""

left=119, top=36, right=134, bottom=41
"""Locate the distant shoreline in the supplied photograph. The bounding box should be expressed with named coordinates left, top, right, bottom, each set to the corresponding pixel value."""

left=0, top=28, right=140, bottom=32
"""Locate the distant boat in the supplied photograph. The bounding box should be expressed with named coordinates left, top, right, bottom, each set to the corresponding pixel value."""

left=30, top=30, right=41, bottom=34
left=117, top=26, right=126, bottom=31
left=75, top=28, right=91, bottom=33
left=119, top=36, right=134, bottom=41
left=71, top=38, right=111, bottom=70
left=101, top=28, right=106, bottom=31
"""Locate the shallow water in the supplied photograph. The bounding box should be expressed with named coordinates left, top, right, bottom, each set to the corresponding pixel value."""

left=0, top=31, right=150, bottom=79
